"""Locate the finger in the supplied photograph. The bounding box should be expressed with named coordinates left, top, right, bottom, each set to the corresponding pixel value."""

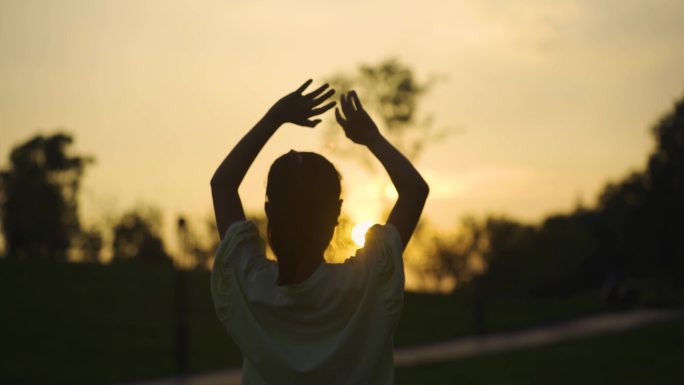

left=309, top=89, right=335, bottom=107
left=309, top=101, right=336, bottom=116
left=295, top=79, right=313, bottom=94
left=335, top=107, right=346, bottom=126
left=303, top=83, right=330, bottom=100
left=350, top=90, right=364, bottom=110
left=340, top=93, right=354, bottom=118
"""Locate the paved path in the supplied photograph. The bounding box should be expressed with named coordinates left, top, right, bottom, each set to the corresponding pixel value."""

left=394, top=308, right=682, bottom=366
left=124, top=308, right=683, bottom=385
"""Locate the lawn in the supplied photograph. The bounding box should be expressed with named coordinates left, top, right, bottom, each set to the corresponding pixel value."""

left=396, top=319, right=684, bottom=385
left=0, top=259, right=611, bottom=385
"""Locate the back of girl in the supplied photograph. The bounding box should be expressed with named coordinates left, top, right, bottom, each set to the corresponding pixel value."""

left=210, top=80, right=429, bottom=385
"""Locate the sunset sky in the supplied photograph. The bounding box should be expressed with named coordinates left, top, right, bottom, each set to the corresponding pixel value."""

left=1, top=0, right=683, bottom=253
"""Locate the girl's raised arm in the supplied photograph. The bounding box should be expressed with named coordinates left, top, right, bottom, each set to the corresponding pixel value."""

left=210, top=80, right=335, bottom=239
left=335, top=91, right=429, bottom=249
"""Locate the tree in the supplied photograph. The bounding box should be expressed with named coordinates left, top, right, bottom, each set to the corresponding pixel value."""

left=322, top=58, right=449, bottom=263
left=415, top=217, right=489, bottom=292
left=324, top=58, right=447, bottom=166
left=0, top=132, right=92, bottom=259
left=520, top=211, right=600, bottom=296
left=645, top=97, right=684, bottom=282
left=75, top=226, right=104, bottom=263
left=595, top=95, right=684, bottom=292
left=596, top=172, right=650, bottom=282
left=473, top=217, right=535, bottom=295
left=111, top=207, right=171, bottom=264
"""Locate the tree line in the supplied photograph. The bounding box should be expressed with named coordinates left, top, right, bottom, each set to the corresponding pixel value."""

left=1, top=59, right=682, bottom=304
left=0, top=133, right=217, bottom=267
left=419, top=96, right=684, bottom=306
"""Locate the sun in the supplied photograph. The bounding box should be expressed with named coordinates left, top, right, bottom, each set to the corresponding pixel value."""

left=351, top=220, right=374, bottom=248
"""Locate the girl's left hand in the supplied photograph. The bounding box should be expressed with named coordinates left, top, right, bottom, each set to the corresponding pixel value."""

left=265, top=79, right=336, bottom=128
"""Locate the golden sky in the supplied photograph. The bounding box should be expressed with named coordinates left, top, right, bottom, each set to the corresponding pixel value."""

left=1, top=0, right=684, bottom=250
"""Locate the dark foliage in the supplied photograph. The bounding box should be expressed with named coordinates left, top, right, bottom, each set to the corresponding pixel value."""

left=0, top=132, right=92, bottom=259
left=472, top=95, right=684, bottom=302
left=415, top=94, right=684, bottom=305
left=112, top=208, right=171, bottom=264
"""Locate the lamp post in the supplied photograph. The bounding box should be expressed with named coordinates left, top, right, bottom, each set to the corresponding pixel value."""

left=174, top=216, right=189, bottom=376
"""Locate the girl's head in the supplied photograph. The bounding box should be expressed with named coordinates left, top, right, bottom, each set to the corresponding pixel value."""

left=265, top=150, right=342, bottom=274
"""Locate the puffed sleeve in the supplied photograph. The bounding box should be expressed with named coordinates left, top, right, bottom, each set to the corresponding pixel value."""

left=210, top=220, right=264, bottom=328
left=357, top=223, right=405, bottom=320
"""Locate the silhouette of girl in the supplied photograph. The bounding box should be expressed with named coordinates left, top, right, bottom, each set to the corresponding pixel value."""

left=210, top=80, right=429, bottom=384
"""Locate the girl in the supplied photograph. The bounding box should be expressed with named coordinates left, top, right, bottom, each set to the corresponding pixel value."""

left=210, top=80, right=429, bottom=384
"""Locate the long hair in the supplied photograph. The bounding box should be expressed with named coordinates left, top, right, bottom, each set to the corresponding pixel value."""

left=266, top=151, right=341, bottom=278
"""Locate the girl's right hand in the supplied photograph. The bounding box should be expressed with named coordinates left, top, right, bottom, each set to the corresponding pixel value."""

left=266, top=79, right=336, bottom=128
left=335, top=91, right=382, bottom=146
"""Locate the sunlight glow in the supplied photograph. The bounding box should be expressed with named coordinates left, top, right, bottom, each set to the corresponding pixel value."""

left=351, top=220, right=374, bottom=248
left=383, top=183, right=398, bottom=200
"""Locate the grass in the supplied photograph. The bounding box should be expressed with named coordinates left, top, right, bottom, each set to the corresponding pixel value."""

left=0, top=260, right=240, bottom=385
left=0, top=259, right=612, bottom=385
left=396, top=319, right=684, bottom=384
left=396, top=290, right=603, bottom=346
